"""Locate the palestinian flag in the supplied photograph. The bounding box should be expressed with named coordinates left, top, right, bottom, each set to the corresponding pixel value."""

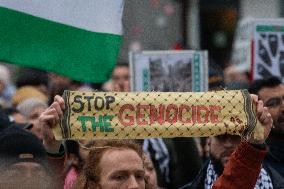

left=0, top=0, right=124, bottom=82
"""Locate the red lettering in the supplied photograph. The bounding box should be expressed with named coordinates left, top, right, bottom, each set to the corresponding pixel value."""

left=118, top=104, right=135, bottom=126
left=209, top=105, right=222, bottom=123
left=149, top=105, right=157, bottom=125
left=197, top=105, right=209, bottom=123
left=150, top=104, right=165, bottom=125
left=165, top=104, right=178, bottom=124
left=192, top=105, right=197, bottom=123
left=136, top=104, right=149, bottom=125
left=178, top=104, right=191, bottom=123
left=118, top=103, right=222, bottom=126
left=157, top=104, right=165, bottom=125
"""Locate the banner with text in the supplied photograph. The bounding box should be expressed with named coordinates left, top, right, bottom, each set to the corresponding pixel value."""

left=53, top=90, right=263, bottom=140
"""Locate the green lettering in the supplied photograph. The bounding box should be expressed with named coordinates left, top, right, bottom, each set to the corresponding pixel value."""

left=104, top=115, right=114, bottom=132
left=77, top=115, right=114, bottom=133
left=90, top=115, right=104, bottom=132
left=77, top=116, right=92, bottom=132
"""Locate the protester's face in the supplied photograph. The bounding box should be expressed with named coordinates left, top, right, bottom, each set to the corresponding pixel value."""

left=224, top=66, right=248, bottom=84
left=112, top=66, right=129, bottom=92
left=8, top=162, right=47, bottom=178
left=209, top=135, right=240, bottom=166
left=98, top=149, right=145, bottom=189
left=48, top=73, right=72, bottom=97
left=144, top=155, right=158, bottom=188
left=29, top=106, right=46, bottom=140
left=49, top=73, right=71, bottom=87
left=0, top=162, right=50, bottom=189
left=258, top=84, right=284, bottom=134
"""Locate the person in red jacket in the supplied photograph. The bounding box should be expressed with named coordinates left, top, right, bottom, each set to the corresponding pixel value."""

left=40, top=94, right=273, bottom=189
left=180, top=94, right=278, bottom=189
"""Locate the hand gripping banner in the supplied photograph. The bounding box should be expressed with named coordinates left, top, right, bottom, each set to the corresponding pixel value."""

left=53, top=90, right=264, bottom=140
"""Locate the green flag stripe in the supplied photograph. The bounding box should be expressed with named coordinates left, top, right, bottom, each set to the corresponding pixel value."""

left=0, top=7, right=122, bottom=82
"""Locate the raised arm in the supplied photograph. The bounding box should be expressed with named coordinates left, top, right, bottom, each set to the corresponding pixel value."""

left=39, top=95, right=65, bottom=153
left=213, top=94, right=273, bottom=189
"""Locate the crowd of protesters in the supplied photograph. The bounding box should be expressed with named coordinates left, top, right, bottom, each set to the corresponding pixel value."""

left=0, top=62, right=283, bottom=189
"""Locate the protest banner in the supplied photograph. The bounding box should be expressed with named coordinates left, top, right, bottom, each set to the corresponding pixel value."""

left=53, top=90, right=264, bottom=140
left=129, top=50, right=208, bottom=92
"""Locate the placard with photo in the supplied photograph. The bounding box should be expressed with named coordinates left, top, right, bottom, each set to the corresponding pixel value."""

left=130, top=50, right=208, bottom=92
left=252, top=20, right=284, bottom=81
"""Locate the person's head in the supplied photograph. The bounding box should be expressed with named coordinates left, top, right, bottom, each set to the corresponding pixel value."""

left=0, top=126, right=50, bottom=189
left=12, top=86, right=48, bottom=107
left=78, top=140, right=97, bottom=162
left=2, top=107, right=27, bottom=124
left=0, top=107, right=31, bottom=131
left=74, top=140, right=150, bottom=189
left=209, top=134, right=240, bottom=174
left=224, top=66, right=249, bottom=90
left=224, top=65, right=249, bottom=87
left=143, top=154, right=159, bottom=189
left=48, top=73, right=73, bottom=105
left=111, top=63, right=129, bottom=92
left=249, top=76, right=284, bottom=136
left=17, top=98, right=48, bottom=140
left=48, top=73, right=72, bottom=88
left=64, top=140, right=97, bottom=175
left=16, top=68, right=48, bottom=94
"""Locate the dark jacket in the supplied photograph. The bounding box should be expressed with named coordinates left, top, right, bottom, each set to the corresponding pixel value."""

left=265, top=141, right=284, bottom=178
left=180, top=142, right=272, bottom=189
left=179, top=161, right=208, bottom=189
left=170, top=138, right=202, bottom=188
left=264, top=164, right=284, bottom=189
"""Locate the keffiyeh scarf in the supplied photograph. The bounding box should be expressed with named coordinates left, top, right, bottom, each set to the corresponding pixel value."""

left=204, top=161, right=273, bottom=189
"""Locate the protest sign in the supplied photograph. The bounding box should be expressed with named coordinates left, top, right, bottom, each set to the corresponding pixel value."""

left=231, top=18, right=284, bottom=81
left=53, top=90, right=263, bottom=140
left=252, top=19, right=284, bottom=81
left=231, top=17, right=254, bottom=72
left=129, top=50, right=208, bottom=92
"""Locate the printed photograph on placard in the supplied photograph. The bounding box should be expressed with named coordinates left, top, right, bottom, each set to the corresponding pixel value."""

left=129, top=50, right=208, bottom=92
left=253, top=20, right=284, bottom=81
left=149, top=56, right=191, bottom=91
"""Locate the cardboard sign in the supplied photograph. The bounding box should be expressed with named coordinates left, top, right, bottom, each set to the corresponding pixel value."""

left=53, top=90, right=264, bottom=140
left=253, top=20, right=284, bottom=80
left=129, top=50, right=208, bottom=92
left=231, top=18, right=284, bottom=80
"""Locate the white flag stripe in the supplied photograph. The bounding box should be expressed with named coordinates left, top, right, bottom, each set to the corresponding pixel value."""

left=0, top=0, right=124, bottom=34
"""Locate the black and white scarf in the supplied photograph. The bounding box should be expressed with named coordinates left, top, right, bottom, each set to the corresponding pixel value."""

left=204, top=161, right=273, bottom=189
